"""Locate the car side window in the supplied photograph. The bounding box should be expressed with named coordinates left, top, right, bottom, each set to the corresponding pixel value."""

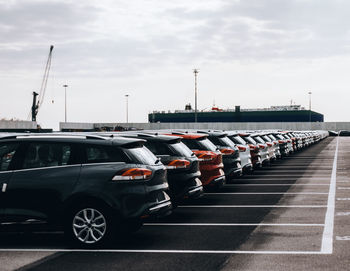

left=22, top=142, right=72, bottom=169
left=0, top=143, right=19, bottom=171
left=84, top=145, right=129, bottom=164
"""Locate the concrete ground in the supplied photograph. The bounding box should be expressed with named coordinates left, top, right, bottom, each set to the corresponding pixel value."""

left=1, top=136, right=349, bottom=271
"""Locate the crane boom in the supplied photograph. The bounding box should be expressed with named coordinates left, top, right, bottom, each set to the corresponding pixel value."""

left=30, top=45, right=54, bottom=122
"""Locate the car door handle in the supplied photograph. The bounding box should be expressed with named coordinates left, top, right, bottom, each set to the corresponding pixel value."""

left=2, top=183, right=7, bottom=193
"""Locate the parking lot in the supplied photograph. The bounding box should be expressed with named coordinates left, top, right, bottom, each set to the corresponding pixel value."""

left=1, top=136, right=350, bottom=270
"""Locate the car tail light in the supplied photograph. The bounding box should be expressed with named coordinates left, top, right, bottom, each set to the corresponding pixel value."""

left=266, top=142, right=273, bottom=147
left=278, top=140, right=285, bottom=144
left=112, top=168, right=152, bottom=181
left=258, top=144, right=266, bottom=149
left=287, top=139, right=292, bottom=143
left=219, top=148, right=235, bottom=155
left=193, top=150, right=216, bottom=161
left=237, top=145, right=246, bottom=152
left=273, top=141, right=278, bottom=145
left=249, top=144, right=257, bottom=150
left=165, top=159, right=190, bottom=169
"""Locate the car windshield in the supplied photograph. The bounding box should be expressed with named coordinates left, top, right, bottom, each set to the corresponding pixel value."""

left=124, top=146, right=158, bottom=165
left=169, top=142, right=194, bottom=157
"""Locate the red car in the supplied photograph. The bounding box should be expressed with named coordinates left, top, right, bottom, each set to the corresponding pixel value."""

left=164, top=132, right=225, bottom=188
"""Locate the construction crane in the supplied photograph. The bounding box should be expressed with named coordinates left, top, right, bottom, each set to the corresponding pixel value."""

left=30, top=45, right=54, bottom=122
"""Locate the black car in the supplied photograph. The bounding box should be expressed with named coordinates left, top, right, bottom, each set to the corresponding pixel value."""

left=94, top=132, right=203, bottom=204
left=0, top=134, right=172, bottom=247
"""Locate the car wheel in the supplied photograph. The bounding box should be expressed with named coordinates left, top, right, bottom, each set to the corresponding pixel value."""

left=65, top=204, right=116, bottom=247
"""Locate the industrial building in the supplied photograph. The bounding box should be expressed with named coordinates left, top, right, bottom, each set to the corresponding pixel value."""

left=149, top=105, right=324, bottom=123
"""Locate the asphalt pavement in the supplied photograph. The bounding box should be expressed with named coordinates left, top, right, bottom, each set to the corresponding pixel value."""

left=1, top=136, right=350, bottom=271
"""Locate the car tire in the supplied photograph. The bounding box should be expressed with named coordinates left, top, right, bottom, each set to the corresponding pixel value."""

left=64, top=203, right=117, bottom=248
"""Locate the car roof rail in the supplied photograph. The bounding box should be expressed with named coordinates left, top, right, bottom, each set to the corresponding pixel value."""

left=85, top=135, right=107, bottom=140
left=0, top=135, right=19, bottom=140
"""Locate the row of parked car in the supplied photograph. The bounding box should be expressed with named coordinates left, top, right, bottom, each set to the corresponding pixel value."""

left=0, top=130, right=328, bottom=247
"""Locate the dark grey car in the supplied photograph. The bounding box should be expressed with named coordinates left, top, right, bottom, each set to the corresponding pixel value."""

left=0, top=134, right=171, bottom=247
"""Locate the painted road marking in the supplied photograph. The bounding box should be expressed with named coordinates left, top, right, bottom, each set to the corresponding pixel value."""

left=144, top=223, right=325, bottom=227
left=226, top=184, right=330, bottom=186
left=321, top=136, right=339, bottom=254
left=338, top=187, right=350, bottom=190
left=337, top=198, right=350, bottom=201
left=336, top=236, right=350, bottom=240
left=239, top=175, right=331, bottom=177
left=0, top=249, right=334, bottom=255
left=205, top=192, right=329, bottom=195
left=336, top=212, right=350, bottom=216
left=236, top=178, right=331, bottom=181
left=179, top=205, right=327, bottom=208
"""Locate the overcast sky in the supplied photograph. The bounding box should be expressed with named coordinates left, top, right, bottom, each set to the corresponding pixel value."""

left=1, top=0, right=349, bottom=129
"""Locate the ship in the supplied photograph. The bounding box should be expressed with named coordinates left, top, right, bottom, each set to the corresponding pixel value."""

left=148, top=104, right=324, bottom=123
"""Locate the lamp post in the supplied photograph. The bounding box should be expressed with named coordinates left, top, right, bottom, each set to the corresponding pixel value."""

left=63, top=84, right=68, bottom=122
left=308, top=91, right=312, bottom=122
left=193, top=69, right=199, bottom=122
left=125, top=94, right=129, bottom=123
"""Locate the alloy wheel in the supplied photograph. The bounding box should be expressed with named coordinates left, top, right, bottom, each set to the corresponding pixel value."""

left=72, top=208, right=107, bottom=244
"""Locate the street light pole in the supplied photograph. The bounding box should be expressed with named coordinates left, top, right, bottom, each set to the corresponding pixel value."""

left=63, top=84, right=68, bottom=122
left=308, top=91, right=312, bottom=122
left=125, top=94, right=129, bottom=123
left=193, top=69, right=199, bottom=122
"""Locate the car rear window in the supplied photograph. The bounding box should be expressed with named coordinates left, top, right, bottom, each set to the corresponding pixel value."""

left=275, top=134, right=286, bottom=140
left=182, top=138, right=217, bottom=151
left=169, top=142, right=194, bottom=157
left=268, top=135, right=277, bottom=141
left=262, top=135, right=272, bottom=142
left=144, top=142, right=173, bottom=156
left=243, top=136, right=257, bottom=145
left=0, top=143, right=19, bottom=171
left=123, top=146, right=158, bottom=165
left=254, top=136, right=266, bottom=144
left=85, top=145, right=130, bottom=164
left=230, top=135, right=246, bottom=145
left=219, top=136, right=236, bottom=149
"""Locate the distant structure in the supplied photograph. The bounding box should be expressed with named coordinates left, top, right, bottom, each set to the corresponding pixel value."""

left=149, top=105, right=324, bottom=123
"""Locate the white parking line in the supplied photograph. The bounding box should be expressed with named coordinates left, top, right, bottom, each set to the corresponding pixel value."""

left=321, top=136, right=339, bottom=254
left=226, top=184, right=330, bottom=186
left=237, top=178, right=331, bottom=181
left=338, top=187, right=350, bottom=190
left=253, top=170, right=332, bottom=172
left=179, top=205, right=327, bottom=208
left=144, top=223, right=324, bottom=227
left=205, top=192, right=328, bottom=195
left=240, top=175, right=331, bottom=177
left=0, top=248, right=331, bottom=255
